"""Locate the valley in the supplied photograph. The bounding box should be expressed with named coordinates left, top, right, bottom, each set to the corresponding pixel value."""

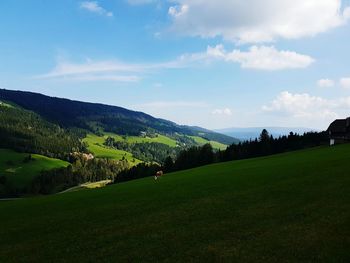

left=0, top=89, right=231, bottom=196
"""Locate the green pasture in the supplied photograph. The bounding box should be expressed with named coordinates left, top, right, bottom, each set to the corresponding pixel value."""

left=82, top=134, right=141, bottom=164
left=104, top=132, right=177, bottom=147
left=0, top=149, right=69, bottom=190
left=1, top=144, right=350, bottom=261
left=189, top=135, right=228, bottom=150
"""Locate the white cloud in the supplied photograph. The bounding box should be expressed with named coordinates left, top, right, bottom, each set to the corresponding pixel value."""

left=35, top=60, right=143, bottom=82
left=80, top=1, right=113, bottom=17
left=262, top=91, right=350, bottom=126
left=212, top=108, right=232, bottom=116
left=317, top=78, right=335, bottom=88
left=37, top=60, right=144, bottom=79
left=168, top=5, right=189, bottom=17
left=262, top=91, right=335, bottom=117
left=216, top=45, right=313, bottom=70
left=36, top=44, right=313, bottom=82
left=185, top=45, right=314, bottom=70
left=35, top=58, right=185, bottom=82
left=340, top=77, right=350, bottom=89
left=168, top=0, right=350, bottom=43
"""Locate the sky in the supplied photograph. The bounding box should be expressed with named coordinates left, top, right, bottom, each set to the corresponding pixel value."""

left=1, top=0, right=350, bottom=130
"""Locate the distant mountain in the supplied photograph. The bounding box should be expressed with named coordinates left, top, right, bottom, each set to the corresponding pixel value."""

left=0, top=89, right=238, bottom=145
left=215, top=127, right=319, bottom=141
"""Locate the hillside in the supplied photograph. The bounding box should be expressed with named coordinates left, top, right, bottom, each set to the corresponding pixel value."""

left=0, top=91, right=233, bottom=196
left=1, top=144, right=349, bottom=262
left=0, top=100, right=84, bottom=159
left=0, top=149, right=69, bottom=197
left=82, top=133, right=141, bottom=164
left=190, top=135, right=227, bottom=150
left=0, top=89, right=238, bottom=145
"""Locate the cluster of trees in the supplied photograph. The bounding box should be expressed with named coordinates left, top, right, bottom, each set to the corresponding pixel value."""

left=104, top=137, right=181, bottom=163
left=0, top=175, right=14, bottom=197
left=0, top=105, right=86, bottom=160
left=218, top=130, right=328, bottom=162
left=30, top=154, right=129, bottom=194
left=162, top=130, right=329, bottom=174
left=116, top=163, right=161, bottom=183
left=163, top=144, right=214, bottom=172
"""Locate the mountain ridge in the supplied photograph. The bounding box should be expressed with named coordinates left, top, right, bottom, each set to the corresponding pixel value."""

left=0, top=89, right=238, bottom=145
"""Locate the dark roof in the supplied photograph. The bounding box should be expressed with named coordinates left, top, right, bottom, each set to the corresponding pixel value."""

left=327, top=118, right=350, bottom=133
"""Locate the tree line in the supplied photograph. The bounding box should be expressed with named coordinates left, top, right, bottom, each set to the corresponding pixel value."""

left=162, top=130, right=329, bottom=174
left=218, top=130, right=328, bottom=162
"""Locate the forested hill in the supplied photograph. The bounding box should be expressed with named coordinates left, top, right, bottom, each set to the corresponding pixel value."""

left=0, top=101, right=84, bottom=159
left=0, top=89, right=238, bottom=145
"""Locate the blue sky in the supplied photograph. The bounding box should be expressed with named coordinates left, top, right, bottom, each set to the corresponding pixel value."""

left=1, top=0, right=350, bottom=130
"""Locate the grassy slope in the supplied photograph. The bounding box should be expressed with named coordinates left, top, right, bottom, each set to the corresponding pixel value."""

left=0, top=149, right=69, bottom=189
left=190, top=135, right=227, bottom=150
left=0, top=101, right=13, bottom=108
left=104, top=132, right=178, bottom=147
left=82, top=134, right=141, bottom=164
left=1, top=145, right=350, bottom=262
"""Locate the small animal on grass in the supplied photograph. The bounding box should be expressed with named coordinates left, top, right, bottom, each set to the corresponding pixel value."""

left=154, top=170, right=163, bottom=181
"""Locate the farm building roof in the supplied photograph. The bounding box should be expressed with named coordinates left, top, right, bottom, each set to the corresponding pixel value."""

left=327, top=118, right=350, bottom=134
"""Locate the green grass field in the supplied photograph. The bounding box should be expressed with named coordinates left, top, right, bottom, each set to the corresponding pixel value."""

left=0, top=149, right=69, bottom=189
left=190, top=135, right=228, bottom=150
left=83, top=134, right=141, bottom=164
left=104, top=132, right=178, bottom=147
left=1, top=144, right=350, bottom=261
left=83, top=132, right=177, bottom=164
left=58, top=180, right=112, bottom=193
left=0, top=101, right=13, bottom=108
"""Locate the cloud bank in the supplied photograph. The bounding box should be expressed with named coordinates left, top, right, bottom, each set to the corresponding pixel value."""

left=262, top=91, right=350, bottom=127
left=205, top=45, right=314, bottom=70
left=168, top=0, right=350, bottom=43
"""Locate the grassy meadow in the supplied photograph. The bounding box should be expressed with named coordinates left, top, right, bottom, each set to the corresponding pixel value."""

left=190, top=135, right=228, bottom=150
left=0, top=101, right=13, bottom=108
left=82, top=134, right=141, bottom=164
left=0, top=149, right=69, bottom=190
left=102, top=132, right=178, bottom=147
left=121, top=134, right=177, bottom=147
left=1, top=144, right=350, bottom=261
